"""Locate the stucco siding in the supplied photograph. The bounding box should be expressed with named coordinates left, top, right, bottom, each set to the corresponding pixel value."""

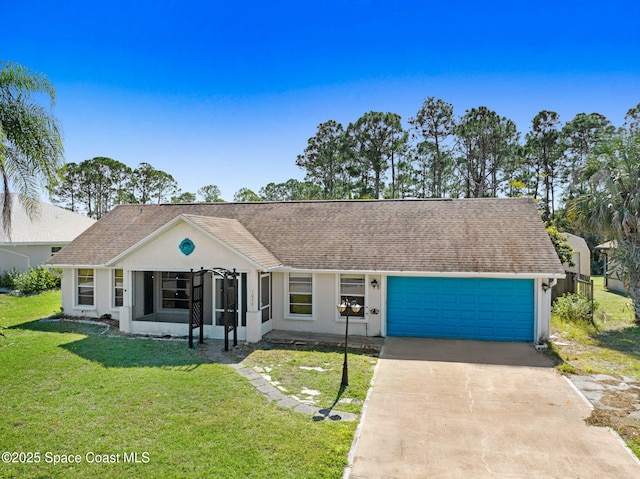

left=271, top=272, right=382, bottom=337
left=0, top=244, right=64, bottom=273
left=60, top=267, right=118, bottom=320
left=606, top=277, right=627, bottom=294
left=112, top=221, right=256, bottom=273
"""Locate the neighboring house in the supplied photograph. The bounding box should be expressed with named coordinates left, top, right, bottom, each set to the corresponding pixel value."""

left=551, top=233, right=591, bottom=302
left=595, top=241, right=626, bottom=294
left=0, top=195, right=96, bottom=273
left=45, top=198, right=565, bottom=344
left=563, top=233, right=591, bottom=277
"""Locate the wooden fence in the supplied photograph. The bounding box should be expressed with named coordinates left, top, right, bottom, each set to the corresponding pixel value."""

left=552, top=272, right=594, bottom=321
left=552, top=273, right=589, bottom=301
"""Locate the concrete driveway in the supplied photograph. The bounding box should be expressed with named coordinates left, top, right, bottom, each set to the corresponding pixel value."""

left=348, top=338, right=640, bottom=479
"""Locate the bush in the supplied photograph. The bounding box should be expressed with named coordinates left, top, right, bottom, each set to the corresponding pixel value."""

left=552, top=293, right=598, bottom=325
left=12, top=266, right=61, bottom=294
left=0, top=269, right=18, bottom=288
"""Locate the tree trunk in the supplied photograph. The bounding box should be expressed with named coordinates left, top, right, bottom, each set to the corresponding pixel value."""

left=631, top=283, right=640, bottom=324
left=390, top=150, right=396, bottom=199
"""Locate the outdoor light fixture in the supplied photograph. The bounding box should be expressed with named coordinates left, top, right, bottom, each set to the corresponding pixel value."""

left=370, top=278, right=379, bottom=289
left=337, top=299, right=361, bottom=387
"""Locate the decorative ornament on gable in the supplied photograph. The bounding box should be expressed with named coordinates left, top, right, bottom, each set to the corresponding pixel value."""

left=179, top=238, right=195, bottom=256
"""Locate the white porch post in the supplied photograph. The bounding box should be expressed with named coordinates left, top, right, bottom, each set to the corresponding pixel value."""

left=119, top=269, right=133, bottom=333
left=245, top=271, right=262, bottom=343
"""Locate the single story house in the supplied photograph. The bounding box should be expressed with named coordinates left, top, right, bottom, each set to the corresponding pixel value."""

left=46, top=197, right=565, bottom=344
left=595, top=240, right=626, bottom=294
left=0, top=195, right=96, bottom=273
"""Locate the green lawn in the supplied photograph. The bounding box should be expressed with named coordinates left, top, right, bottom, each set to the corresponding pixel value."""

left=242, top=347, right=378, bottom=414
left=551, top=276, right=639, bottom=378
left=0, top=291, right=358, bottom=478
left=550, top=276, right=640, bottom=456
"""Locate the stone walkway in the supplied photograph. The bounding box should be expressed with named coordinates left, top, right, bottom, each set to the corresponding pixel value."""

left=569, top=373, right=640, bottom=439
left=199, top=330, right=382, bottom=421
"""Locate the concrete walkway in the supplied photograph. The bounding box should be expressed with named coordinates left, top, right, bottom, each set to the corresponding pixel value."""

left=348, top=337, right=640, bottom=479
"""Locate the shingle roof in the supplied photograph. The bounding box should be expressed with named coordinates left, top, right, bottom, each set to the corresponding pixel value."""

left=181, top=214, right=282, bottom=269
left=46, top=197, right=565, bottom=275
left=0, top=195, right=97, bottom=244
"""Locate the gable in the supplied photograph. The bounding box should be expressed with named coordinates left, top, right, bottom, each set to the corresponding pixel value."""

left=108, top=218, right=261, bottom=271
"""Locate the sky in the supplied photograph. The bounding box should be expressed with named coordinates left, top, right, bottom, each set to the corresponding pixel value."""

left=2, top=0, right=639, bottom=201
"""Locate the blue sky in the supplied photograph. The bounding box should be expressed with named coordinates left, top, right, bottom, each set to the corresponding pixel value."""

left=2, top=0, right=639, bottom=200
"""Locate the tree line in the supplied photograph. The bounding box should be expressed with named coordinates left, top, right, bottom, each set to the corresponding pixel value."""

left=48, top=158, right=224, bottom=218
left=293, top=99, right=640, bottom=224
left=48, top=98, right=640, bottom=228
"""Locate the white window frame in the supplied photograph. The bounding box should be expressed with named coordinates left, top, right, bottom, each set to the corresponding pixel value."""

left=285, top=272, right=315, bottom=320
left=336, top=273, right=367, bottom=322
left=75, top=268, right=96, bottom=309
left=112, top=268, right=124, bottom=309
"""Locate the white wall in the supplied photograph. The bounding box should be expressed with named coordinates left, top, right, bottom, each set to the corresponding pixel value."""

left=564, top=234, right=591, bottom=276
left=535, top=277, right=551, bottom=343
left=60, top=267, right=115, bottom=319
left=113, top=221, right=255, bottom=273
left=0, top=244, right=65, bottom=273
left=271, top=272, right=382, bottom=337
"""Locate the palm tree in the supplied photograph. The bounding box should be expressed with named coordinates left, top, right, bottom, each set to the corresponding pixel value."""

left=0, top=61, right=63, bottom=237
left=568, top=129, right=640, bottom=322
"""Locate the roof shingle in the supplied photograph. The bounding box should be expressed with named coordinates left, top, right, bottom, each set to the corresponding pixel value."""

left=0, top=195, right=96, bottom=244
left=46, top=198, right=564, bottom=275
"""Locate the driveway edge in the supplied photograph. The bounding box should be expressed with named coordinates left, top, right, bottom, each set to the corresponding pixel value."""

left=563, top=375, right=594, bottom=409
left=343, top=343, right=385, bottom=479
left=566, top=375, right=640, bottom=467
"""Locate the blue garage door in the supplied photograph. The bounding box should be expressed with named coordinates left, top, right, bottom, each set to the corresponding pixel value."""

left=387, top=277, right=534, bottom=341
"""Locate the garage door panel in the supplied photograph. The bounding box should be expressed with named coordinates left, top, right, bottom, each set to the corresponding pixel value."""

left=387, top=277, right=534, bottom=341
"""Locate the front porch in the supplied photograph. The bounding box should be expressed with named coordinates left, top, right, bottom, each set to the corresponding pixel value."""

left=118, top=268, right=272, bottom=344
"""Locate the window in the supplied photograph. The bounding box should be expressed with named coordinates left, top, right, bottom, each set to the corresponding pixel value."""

left=260, top=272, right=271, bottom=323
left=77, top=269, right=94, bottom=306
left=161, top=272, right=190, bottom=309
left=289, top=273, right=312, bottom=316
left=113, top=269, right=124, bottom=307
left=339, top=274, right=365, bottom=318
left=51, top=246, right=62, bottom=256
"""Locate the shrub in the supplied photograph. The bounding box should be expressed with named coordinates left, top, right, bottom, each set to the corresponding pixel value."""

left=12, top=266, right=61, bottom=294
left=552, top=293, right=598, bottom=326
left=0, top=269, right=18, bottom=288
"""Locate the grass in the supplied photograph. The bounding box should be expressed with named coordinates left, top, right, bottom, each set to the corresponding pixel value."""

left=551, top=276, right=639, bottom=378
left=550, top=276, right=640, bottom=457
left=0, top=290, right=362, bottom=478
left=242, top=346, right=378, bottom=414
